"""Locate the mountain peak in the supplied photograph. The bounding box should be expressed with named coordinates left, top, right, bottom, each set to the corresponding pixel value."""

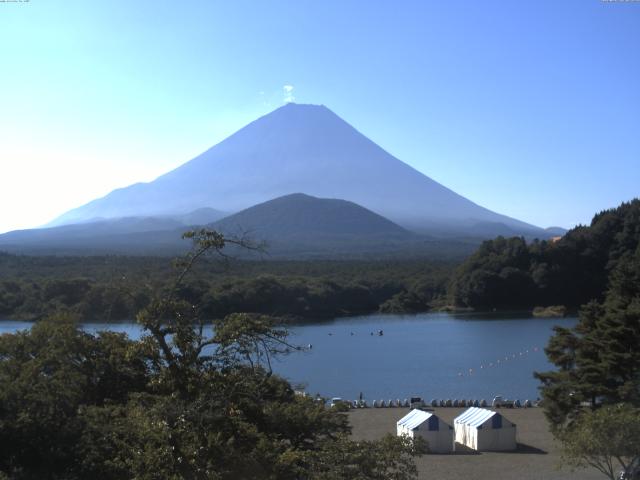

left=280, top=102, right=323, bottom=108
left=279, top=102, right=328, bottom=110
left=248, top=102, right=342, bottom=133
left=48, top=103, right=544, bottom=238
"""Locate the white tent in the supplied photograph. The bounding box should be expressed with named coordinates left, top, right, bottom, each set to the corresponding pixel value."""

left=454, top=407, right=517, bottom=451
left=396, top=409, right=454, bottom=453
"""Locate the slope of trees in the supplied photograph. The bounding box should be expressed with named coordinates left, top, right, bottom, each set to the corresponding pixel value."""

left=449, top=199, right=640, bottom=310
left=535, top=246, right=640, bottom=428
left=534, top=223, right=640, bottom=479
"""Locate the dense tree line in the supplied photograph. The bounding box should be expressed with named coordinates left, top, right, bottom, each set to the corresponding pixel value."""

left=534, top=222, right=640, bottom=479
left=535, top=245, right=640, bottom=428
left=449, top=199, right=640, bottom=310
left=0, top=231, right=422, bottom=479
left=0, top=255, right=452, bottom=322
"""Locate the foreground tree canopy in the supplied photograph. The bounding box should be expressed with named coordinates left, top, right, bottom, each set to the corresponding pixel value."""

left=559, top=404, right=640, bottom=480
left=0, top=231, right=421, bottom=479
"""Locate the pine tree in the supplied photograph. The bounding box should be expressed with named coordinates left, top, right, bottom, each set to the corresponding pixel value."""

left=535, top=249, right=640, bottom=430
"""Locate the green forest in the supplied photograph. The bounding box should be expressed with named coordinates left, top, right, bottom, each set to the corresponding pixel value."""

left=449, top=199, right=640, bottom=310
left=0, top=254, right=453, bottom=322
left=533, top=204, right=640, bottom=479
left=2, top=200, right=639, bottom=322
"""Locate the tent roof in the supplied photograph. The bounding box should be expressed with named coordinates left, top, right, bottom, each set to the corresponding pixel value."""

left=397, top=409, right=433, bottom=430
left=454, top=407, right=498, bottom=428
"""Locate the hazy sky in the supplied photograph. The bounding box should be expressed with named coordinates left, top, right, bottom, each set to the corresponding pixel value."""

left=1, top=0, right=638, bottom=233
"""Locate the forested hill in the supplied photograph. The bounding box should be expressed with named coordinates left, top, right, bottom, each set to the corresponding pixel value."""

left=449, top=199, right=640, bottom=310
left=212, top=193, right=409, bottom=238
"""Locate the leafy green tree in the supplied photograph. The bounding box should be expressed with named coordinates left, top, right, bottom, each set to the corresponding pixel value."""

left=535, top=248, right=640, bottom=430
left=301, top=434, right=424, bottom=480
left=126, top=230, right=419, bottom=479
left=0, top=314, right=150, bottom=479
left=559, top=404, right=640, bottom=480
left=0, top=230, right=421, bottom=479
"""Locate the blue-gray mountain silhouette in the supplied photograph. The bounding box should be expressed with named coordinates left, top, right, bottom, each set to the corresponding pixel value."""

left=0, top=208, right=224, bottom=253
left=0, top=195, right=480, bottom=258
left=212, top=193, right=408, bottom=238
left=49, top=103, right=543, bottom=237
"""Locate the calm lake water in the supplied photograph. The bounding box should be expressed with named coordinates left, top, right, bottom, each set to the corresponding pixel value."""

left=0, top=312, right=576, bottom=402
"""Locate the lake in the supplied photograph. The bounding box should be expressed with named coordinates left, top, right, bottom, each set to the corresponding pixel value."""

left=0, top=312, right=575, bottom=403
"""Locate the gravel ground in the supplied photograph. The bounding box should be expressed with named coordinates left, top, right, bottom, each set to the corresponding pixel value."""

left=348, top=407, right=605, bottom=480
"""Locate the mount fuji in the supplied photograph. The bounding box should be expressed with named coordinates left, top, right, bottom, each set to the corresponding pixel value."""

left=48, top=103, right=544, bottom=237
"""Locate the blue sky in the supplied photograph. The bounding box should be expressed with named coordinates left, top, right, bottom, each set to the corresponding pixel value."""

left=0, top=0, right=638, bottom=233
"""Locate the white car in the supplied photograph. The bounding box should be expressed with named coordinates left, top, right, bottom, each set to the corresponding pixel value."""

left=492, top=395, right=515, bottom=408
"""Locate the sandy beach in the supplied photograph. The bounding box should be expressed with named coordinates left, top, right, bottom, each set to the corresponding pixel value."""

left=349, top=407, right=604, bottom=480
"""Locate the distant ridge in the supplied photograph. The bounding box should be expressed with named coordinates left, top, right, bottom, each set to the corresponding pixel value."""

left=0, top=208, right=224, bottom=255
left=544, top=226, right=568, bottom=236
left=48, top=103, right=547, bottom=238
left=212, top=193, right=409, bottom=239
left=0, top=193, right=479, bottom=259
left=207, top=193, right=472, bottom=259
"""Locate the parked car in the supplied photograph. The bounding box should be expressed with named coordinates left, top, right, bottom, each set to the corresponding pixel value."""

left=330, top=397, right=346, bottom=408
left=409, top=396, right=424, bottom=409
left=492, top=395, right=515, bottom=408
